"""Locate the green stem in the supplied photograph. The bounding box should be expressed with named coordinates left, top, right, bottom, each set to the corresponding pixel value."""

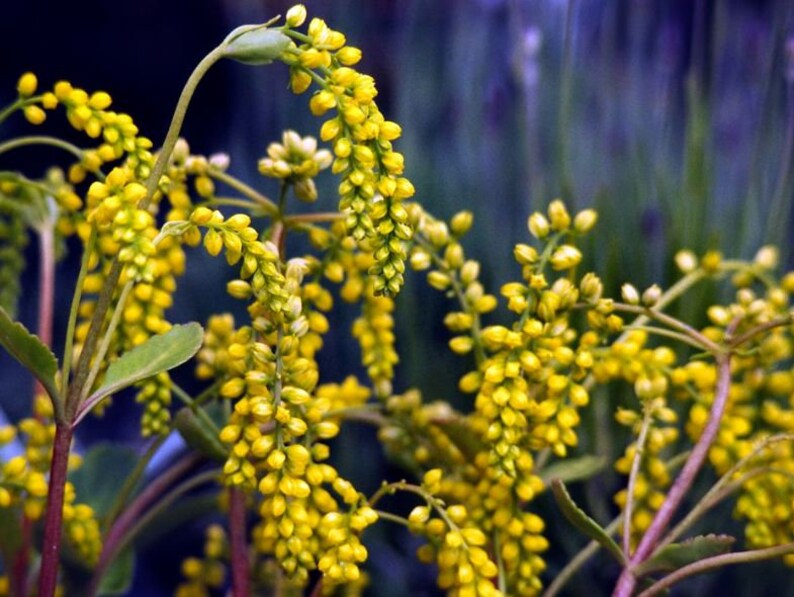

left=172, top=383, right=221, bottom=433
left=623, top=404, right=653, bottom=556
left=372, top=509, right=410, bottom=528
left=611, top=302, right=721, bottom=354
left=543, top=516, right=622, bottom=597
left=209, top=169, right=278, bottom=215
left=638, top=542, right=794, bottom=597
left=61, top=229, right=97, bottom=413
left=622, top=324, right=712, bottom=352
left=0, top=135, right=84, bottom=160
left=79, top=281, right=133, bottom=404
left=142, top=45, right=227, bottom=207
left=0, top=99, right=26, bottom=125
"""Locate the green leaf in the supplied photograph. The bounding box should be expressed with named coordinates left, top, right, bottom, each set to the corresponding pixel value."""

left=539, top=455, right=606, bottom=485
left=174, top=406, right=227, bottom=462
left=98, top=548, right=135, bottom=596
left=635, top=534, right=735, bottom=577
left=0, top=306, right=61, bottom=415
left=76, top=323, right=203, bottom=425
left=69, top=443, right=139, bottom=519
left=550, top=479, right=625, bottom=565
left=223, top=25, right=291, bottom=65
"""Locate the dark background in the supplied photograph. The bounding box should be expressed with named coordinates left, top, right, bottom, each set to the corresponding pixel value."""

left=2, top=0, right=794, bottom=594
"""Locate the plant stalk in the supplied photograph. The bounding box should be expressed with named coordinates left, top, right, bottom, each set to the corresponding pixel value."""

left=612, top=354, right=732, bottom=596
left=229, top=488, right=251, bottom=596
left=38, top=423, right=73, bottom=597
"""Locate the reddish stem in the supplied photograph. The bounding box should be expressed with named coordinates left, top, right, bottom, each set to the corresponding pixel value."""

left=228, top=488, right=251, bottom=597
left=613, top=355, right=732, bottom=596
left=11, top=228, right=57, bottom=597
left=38, top=423, right=73, bottom=597
left=88, top=452, right=202, bottom=596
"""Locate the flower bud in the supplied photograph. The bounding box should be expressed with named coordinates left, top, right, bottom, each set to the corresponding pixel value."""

left=550, top=245, right=582, bottom=270
left=528, top=213, right=550, bottom=239
left=450, top=210, right=473, bottom=236
left=286, top=4, right=307, bottom=27
left=621, top=283, right=640, bottom=305
left=548, top=199, right=571, bottom=231
left=573, top=209, right=598, bottom=233
left=17, top=72, right=37, bottom=97
left=642, top=284, right=662, bottom=307
left=674, top=250, right=697, bottom=273
left=754, top=245, right=779, bottom=269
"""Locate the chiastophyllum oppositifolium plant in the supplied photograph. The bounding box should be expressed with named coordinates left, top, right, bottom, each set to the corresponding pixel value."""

left=2, top=4, right=794, bottom=596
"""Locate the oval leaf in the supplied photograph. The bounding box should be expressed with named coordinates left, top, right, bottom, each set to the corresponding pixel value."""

left=0, top=306, right=61, bottom=415
left=174, top=407, right=227, bottom=462
left=75, top=323, right=203, bottom=425
left=551, top=478, right=626, bottom=565
left=223, top=26, right=291, bottom=65
left=635, top=534, right=735, bottom=577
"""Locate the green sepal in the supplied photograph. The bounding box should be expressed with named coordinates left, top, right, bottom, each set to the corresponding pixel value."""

left=75, top=323, right=204, bottom=425
left=550, top=478, right=626, bottom=565
left=539, top=455, right=606, bottom=485
left=635, top=534, right=735, bottom=577
left=223, top=25, right=291, bottom=65
left=0, top=305, right=62, bottom=418
left=174, top=405, right=227, bottom=462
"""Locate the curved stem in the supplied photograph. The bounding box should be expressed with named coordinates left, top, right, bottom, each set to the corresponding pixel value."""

left=611, top=302, right=721, bottom=355
left=623, top=405, right=653, bottom=556
left=0, top=99, right=25, bottom=125
left=0, top=135, right=84, bottom=160
left=613, top=355, right=732, bottom=597
left=637, top=542, right=794, bottom=597
left=89, top=453, right=204, bottom=596
left=142, top=45, right=226, bottom=207
left=209, top=169, right=278, bottom=215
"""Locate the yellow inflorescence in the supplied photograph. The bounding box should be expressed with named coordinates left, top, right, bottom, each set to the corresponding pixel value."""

left=280, top=11, right=415, bottom=296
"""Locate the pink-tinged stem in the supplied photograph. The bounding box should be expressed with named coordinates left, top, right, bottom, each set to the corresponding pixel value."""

left=38, top=423, right=73, bottom=597
left=613, top=355, right=732, bottom=597
left=13, top=227, right=57, bottom=597
left=228, top=488, right=250, bottom=596
left=89, top=452, right=202, bottom=596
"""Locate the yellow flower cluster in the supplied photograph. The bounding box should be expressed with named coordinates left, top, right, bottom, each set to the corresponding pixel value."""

left=0, top=397, right=101, bottom=565
left=409, top=470, right=504, bottom=597
left=258, top=130, right=333, bottom=202
left=175, top=524, right=227, bottom=597
left=186, top=207, right=287, bottom=315
left=16, top=73, right=154, bottom=181
left=280, top=8, right=415, bottom=296
left=306, top=220, right=398, bottom=398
